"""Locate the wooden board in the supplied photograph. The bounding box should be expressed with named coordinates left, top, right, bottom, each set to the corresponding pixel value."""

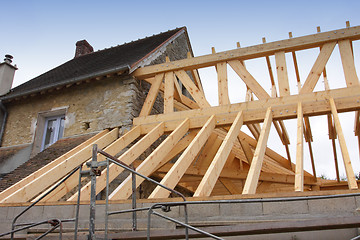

left=243, top=108, right=273, bottom=194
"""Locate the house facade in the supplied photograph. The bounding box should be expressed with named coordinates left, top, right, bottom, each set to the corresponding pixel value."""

left=0, top=27, right=193, bottom=180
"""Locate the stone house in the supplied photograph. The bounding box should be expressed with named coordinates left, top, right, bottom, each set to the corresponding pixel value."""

left=0, top=27, right=193, bottom=189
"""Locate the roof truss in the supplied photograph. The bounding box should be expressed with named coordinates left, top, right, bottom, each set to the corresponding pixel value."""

left=1, top=23, right=360, bottom=203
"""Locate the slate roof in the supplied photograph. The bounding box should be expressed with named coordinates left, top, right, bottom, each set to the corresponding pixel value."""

left=1, top=27, right=186, bottom=101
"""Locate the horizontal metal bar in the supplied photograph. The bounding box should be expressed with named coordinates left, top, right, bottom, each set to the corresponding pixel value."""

left=152, top=211, right=223, bottom=240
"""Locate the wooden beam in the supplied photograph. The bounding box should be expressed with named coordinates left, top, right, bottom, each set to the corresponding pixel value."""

left=175, top=70, right=211, bottom=108
left=238, top=134, right=254, bottom=165
left=0, top=129, right=109, bottom=201
left=109, top=118, right=190, bottom=200
left=194, top=111, right=244, bottom=197
left=243, top=108, right=273, bottom=194
left=329, top=98, right=358, bottom=189
left=300, top=42, right=336, bottom=94
left=139, top=73, right=164, bottom=117
left=66, top=126, right=142, bottom=201
left=187, top=52, right=205, bottom=93
left=135, top=87, right=360, bottom=136
left=338, top=39, right=360, bottom=87
left=133, top=26, right=360, bottom=79
left=196, top=133, right=223, bottom=170
left=262, top=37, right=276, bottom=89
left=228, top=60, right=270, bottom=100
left=1, top=128, right=119, bottom=203
left=219, top=178, right=242, bottom=195
left=295, top=102, right=304, bottom=192
left=149, top=116, right=216, bottom=199
left=217, top=62, right=230, bottom=105
left=275, top=51, right=290, bottom=96
left=157, top=161, right=317, bottom=185
left=307, top=141, right=317, bottom=181
left=164, top=72, right=175, bottom=114
left=331, top=138, right=341, bottom=182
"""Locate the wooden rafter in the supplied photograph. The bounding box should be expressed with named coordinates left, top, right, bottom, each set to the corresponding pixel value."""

left=149, top=116, right=215, bottom=199
left=329, top=98, right=358, bottom=190
left=109, top=118, right=190, bottom=200
left=243, top=107, right=273, bottom=194
left=2, top=24, right=360, bottom=204
left=194, top=111, right=244, bottom=197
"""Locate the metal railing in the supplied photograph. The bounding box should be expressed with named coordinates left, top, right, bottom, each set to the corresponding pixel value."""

left=0, top=165, right=83, bottom=240
left=95, top=146, right=223, bottom=240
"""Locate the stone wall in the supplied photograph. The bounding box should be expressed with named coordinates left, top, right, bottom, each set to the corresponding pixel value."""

left=1, top=75, right=140, bottom=147
left=0, top=31, right=192, bottom=148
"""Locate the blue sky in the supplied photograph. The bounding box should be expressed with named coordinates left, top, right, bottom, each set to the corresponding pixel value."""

left=2, top=0, right=360, bottom=179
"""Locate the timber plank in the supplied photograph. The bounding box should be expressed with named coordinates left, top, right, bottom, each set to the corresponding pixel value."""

left=228, top=60, right=270, bottom=99
left=243, top=108, right=273, bottom=194
left=139, top=73, right=164, bottom=117
left=164, top=71, right=175, bottom=114
left=275, top=51, right=290, bottom=96
left=300, top=41, right=336, bottom=94
left=295, top=102, right=304, bottom=191
left=175, top=70, right=210, bottom=108
left=0, top=128, right=119, bottom=203
left=109, top=118, right=190, bottom=200
left=133, top=25, right=360, bottom=79
left=194, top=112, right=244, bottom=197
left=217, top=62, right=230, bottom=105
left=329, top=98, right=358, bottom=190
left=149, top=116, right=216, bottom=199
left=338, top=39, right=359, bottom=87
left=0, top=129, right=109, bottom=201
left=67, top=126, right=142, bottom=201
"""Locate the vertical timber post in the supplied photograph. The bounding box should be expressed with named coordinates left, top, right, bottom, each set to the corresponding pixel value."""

left=89, top=144, right=98, bottom=240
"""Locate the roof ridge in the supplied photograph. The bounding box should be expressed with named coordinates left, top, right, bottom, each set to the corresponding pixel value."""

left=92, top=27, right=185, bottom=54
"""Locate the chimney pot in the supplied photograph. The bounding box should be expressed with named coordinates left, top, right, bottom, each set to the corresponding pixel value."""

left=74, top=40, right=94, bottom=58
left=4, top=54, right=13, bottom=64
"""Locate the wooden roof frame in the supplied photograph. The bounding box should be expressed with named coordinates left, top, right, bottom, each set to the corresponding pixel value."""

left=1, top=24, right=360, bottom=204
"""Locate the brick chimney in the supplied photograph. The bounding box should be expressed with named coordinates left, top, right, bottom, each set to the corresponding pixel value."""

left=0, top=55, right=17, bottom=96
left=74, top=40, right=94, bottom=58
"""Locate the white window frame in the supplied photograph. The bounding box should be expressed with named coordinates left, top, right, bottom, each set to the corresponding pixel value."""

left=41, top=115, right=65, bottom=151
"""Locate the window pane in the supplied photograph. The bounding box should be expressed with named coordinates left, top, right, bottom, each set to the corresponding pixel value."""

left=44, top=119, right=56, bottom=148
left=58, top=117, right=65, bottom=139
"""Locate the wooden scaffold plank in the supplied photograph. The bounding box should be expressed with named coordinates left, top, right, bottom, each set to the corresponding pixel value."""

left=243, top=108, right=273, bottom=195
